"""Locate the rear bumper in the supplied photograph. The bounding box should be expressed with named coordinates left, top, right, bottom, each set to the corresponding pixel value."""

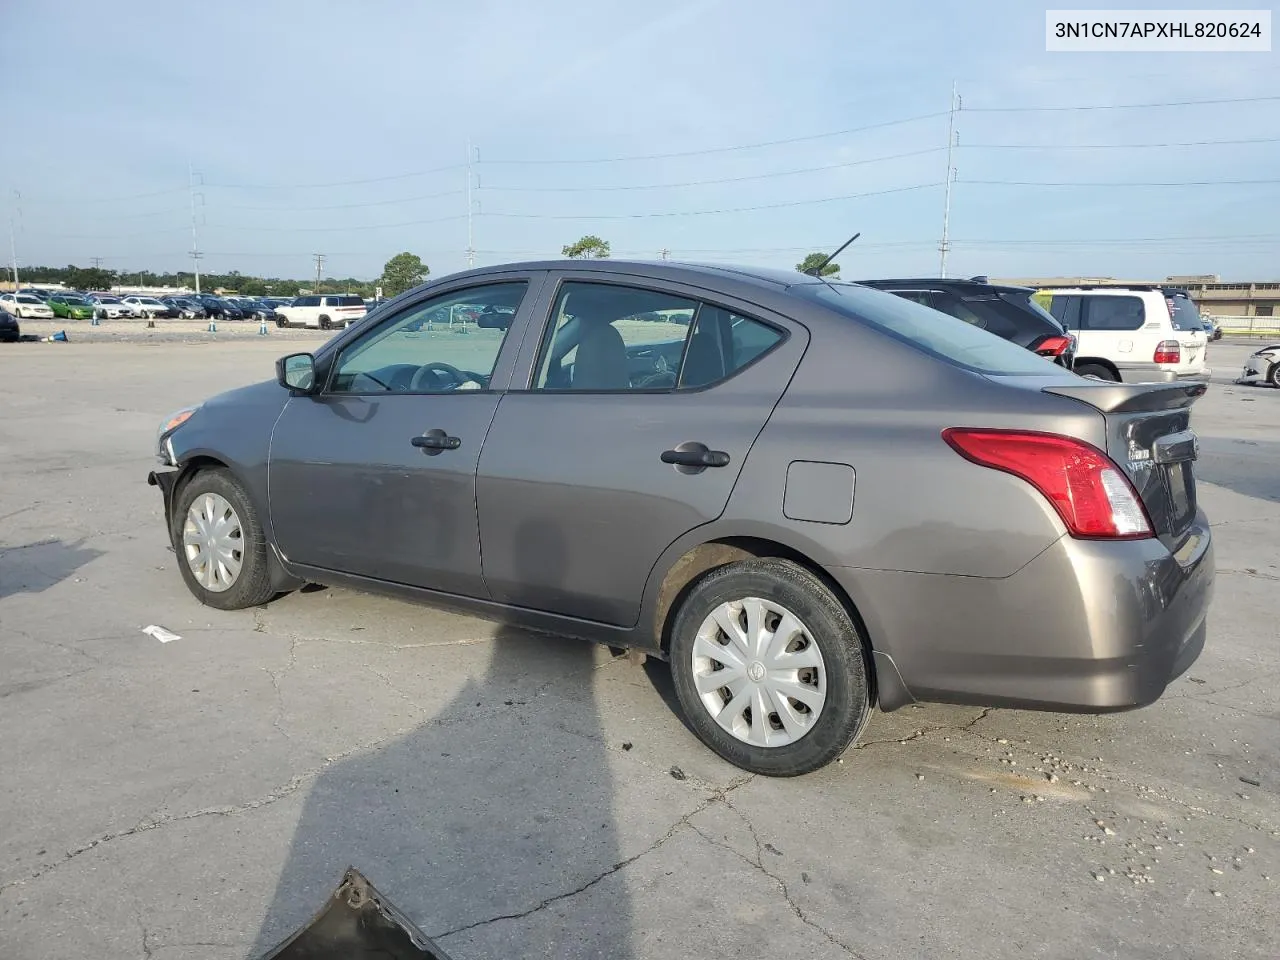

left=834, top=513, right=1214, bottom=713
left=1115, top=360, right=1211, bottom=383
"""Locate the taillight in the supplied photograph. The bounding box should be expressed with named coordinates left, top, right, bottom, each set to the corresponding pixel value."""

left=1153, top=340, right=1180, bottom=364
left=941, top=428, right=1153, bottom=540
left=1033, top=334, right=1074, bottom=358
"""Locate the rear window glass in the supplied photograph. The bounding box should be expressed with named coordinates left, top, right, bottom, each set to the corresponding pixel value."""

left=801, top=284, right=1060, bottom=376
left=1166, top=294, right=1203, bottom=332
left=336, top=295, right=365, bottom=306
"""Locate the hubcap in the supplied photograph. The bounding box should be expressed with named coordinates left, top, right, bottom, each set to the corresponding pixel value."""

left=691, top=597, right=827, bottom=748
left=182, top=493, right=244, bottom=592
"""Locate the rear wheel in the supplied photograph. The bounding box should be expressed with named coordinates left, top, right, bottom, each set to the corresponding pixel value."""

left=1075, top=362, right=1119, bottom=381
left=668, top=558, right=872, bottom=776
left=171, top=468, right=275, bottom=610
left=319, top=315, right=332, bottom=330
left=276, top=316, right=288, bottom=328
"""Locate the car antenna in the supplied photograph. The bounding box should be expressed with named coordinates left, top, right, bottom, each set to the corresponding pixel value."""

left=804, top=232, right=861, bottom=278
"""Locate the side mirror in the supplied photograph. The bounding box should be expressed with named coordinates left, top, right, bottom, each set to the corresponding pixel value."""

left=277, top=352, right=317, bottom=393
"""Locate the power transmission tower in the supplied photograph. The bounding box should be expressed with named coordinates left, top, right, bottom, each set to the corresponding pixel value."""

left=659, top=248, right=670, bottom=260
left=938, top=81, right=960, bottom=278
left=90, top=257, right=104, bottom=269
left=314, top=253, right=327, bottom=292
left=465, top=139, right=477, bottom=268
left=189, top=163, right=205, bottom=294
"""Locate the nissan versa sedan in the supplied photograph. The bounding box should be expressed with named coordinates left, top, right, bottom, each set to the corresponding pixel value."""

left=148, top=260, right=1214, bottom=776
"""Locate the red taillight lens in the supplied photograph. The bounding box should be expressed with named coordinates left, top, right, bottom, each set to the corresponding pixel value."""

left=941, top=428, right=1153, bottom=540
left=1034, top=334, right=1074, bottom=357
left=1153, top=340, right=1180, bottom=364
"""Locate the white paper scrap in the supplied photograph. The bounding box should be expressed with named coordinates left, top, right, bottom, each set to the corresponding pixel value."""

left=142, top=624, right=182, bottom=644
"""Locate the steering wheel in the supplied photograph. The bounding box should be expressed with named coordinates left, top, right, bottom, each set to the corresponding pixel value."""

left=408, top=361, right=468, bottom=392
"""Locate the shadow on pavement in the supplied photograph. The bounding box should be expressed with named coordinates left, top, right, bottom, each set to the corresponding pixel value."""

left=1195, top=437, right=1280, bottom=504
left=0, top=538, right=103, bottom=601
left=249, top=521, right=633, bottom=960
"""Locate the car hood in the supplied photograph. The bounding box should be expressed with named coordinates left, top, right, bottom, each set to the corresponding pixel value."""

left=203, top=377, right=284, bottom=412
left=1249, top=343, right=1280, bottom=356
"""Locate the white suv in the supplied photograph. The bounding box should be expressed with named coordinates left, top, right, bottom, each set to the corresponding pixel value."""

left=1038, top=286, right=1209, bottom=382
left=275, top=294, right=367, bottom=330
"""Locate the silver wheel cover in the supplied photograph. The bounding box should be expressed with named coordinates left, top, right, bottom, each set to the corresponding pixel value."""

left=692, top=597, right=827, bottom=748
left=182, top=492, right=245, bottom=592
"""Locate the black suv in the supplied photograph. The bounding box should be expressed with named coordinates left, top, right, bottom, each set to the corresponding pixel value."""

left=856, top=276, right=1077, bottom=369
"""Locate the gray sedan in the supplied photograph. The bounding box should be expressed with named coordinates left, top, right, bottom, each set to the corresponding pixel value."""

left=148, top=260, right=1214, bottom=776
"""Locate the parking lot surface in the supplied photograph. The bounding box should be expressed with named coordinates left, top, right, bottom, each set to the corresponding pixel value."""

left=1, top=336, right=1277, bottom=959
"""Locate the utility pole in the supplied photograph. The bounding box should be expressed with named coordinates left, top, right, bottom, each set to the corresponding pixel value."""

left=90, top=256, right=104, bottom=269
left=189, top=162, right=204, bottom=294
left=8, top=190, right=20, bottom=291
left=314, top=253, right=326, bottom=292
left=938, top=81, right=959, bottom=278
left=659, top=248, right=670, bottom=260
left=465, top=139, right=476, bottom=268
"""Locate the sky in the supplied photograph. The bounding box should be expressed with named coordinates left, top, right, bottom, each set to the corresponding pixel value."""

left=2, top=0, right=1278, bottom=283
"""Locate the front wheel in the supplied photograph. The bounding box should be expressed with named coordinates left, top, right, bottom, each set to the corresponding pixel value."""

left=668, top=558, right=872, bottom=776
left=1269, top=361, right=1280, bottom=388
left=319, top=315, right=332, bottom=330
left=171, top=467, right=276, bottom=610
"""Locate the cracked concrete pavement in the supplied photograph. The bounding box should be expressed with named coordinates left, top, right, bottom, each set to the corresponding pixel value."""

left=1, top=338, right=1277, bottom=959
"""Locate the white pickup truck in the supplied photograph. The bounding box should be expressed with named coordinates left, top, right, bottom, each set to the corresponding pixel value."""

left=274, top=294, right=367, bottom=330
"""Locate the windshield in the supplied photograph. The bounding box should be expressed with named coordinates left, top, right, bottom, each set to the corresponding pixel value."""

left=1166, top=293, right=1204, bottom=332
left=17, top=295, right=40, bottom=304
left=801, top=283, right=1062, bottom=376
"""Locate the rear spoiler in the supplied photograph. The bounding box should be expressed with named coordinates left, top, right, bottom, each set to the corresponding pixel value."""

left=1042, top=380, right=1207, bottom=413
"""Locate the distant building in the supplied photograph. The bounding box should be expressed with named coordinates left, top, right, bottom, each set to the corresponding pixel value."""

left=995, top=276, right=1279, bottom=318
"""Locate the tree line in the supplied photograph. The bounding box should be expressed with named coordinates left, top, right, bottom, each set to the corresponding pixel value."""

left=15, top=244, right=840, bottom=298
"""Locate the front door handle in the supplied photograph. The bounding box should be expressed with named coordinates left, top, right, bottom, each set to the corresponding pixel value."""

left=411, top=428, right=461, bottom=455
left=661, top=444, right=730, bottom=469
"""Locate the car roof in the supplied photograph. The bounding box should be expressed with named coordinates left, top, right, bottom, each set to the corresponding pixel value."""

left=856, top=277, right=1037, bottom=295
left=1037, top=284, right=1189, bottom=296
left=439, top=258, right=824, bottom=294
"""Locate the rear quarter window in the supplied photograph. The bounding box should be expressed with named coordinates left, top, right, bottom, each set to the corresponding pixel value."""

left=803, top=284, right=1060, bottom=376
left=1082, top=295, right=1144, bottom=332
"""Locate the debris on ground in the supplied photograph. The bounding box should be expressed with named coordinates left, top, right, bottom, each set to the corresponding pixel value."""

left=142, top=624, right=182, bottom=643
left=669, top=765, right=687, bottom=781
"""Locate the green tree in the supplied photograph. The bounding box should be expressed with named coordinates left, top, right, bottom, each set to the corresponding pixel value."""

left=379, top=252, right=429, bottom=297
left=239, top=277, right=268, bottom=296
left=795, top=253, right=840, bottom=277
left=561, top=235, right=611, bottom=259
left=66, top=266, right=117, bottom=290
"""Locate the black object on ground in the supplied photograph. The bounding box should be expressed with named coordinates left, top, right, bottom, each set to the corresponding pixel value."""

left=258, top=866, right=454, bottom=960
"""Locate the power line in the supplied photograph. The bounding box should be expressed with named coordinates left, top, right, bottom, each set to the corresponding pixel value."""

left=479, top=147, right=947, bottom=193
left=963, top=94, right=1280, bottom=113
left=478, top=112, right=950, bottom=165
left=964, top=177, right=1280, bottom=187
left=203, top=163, right=467, bottom=191
left=216, top=188, right=465, bottom=212
left=205, top=213, right=469, bottom=233
left=961, top=136, right=1280, bottom=150
left=482, top=182, right=944, bottom=221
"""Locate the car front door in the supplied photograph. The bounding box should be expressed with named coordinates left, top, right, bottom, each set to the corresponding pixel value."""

left=476, top=275, right=807, bottom=627
left=267, top=274, right=543, bottom=595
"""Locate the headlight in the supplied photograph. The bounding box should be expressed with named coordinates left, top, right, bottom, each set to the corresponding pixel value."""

left=156, top=405, right=200, bottom=463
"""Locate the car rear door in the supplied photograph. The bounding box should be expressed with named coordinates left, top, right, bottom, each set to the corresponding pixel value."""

left=1163, top=292, right=1208, bottom=374
left=475, top=273, right=807, bottom=627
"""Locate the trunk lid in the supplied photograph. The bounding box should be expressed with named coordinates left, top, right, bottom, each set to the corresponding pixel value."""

left=1042, top=381, right=1205, bottom=547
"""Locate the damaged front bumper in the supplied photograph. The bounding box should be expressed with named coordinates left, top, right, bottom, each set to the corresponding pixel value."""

left=147, top=468, right=179, bottom=531
left=258, top=867, right=454, bottom=960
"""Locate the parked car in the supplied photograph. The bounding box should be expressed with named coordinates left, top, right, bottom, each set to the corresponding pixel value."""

left=147, top=260, right=1214, bottom=776
left=0, top=292, right=55, bottom=319
left=194, top=295, right=244, bottom=321
left=163, top=297, right=206, bottom=319
left=240, top=299, right=279, bottom=323
left=88, top=295, right=139, bottom=319
left=856, top=277, right=1076, bottom=369
left=47, top=293, right=96, bottom=319
left=1038, top=285, right=1209, bottom=382
left=122, top=295, right=176, bottom=319
left=1201, top=316, right=1223, bottom=341
left=1236, top=342, right=1280, bottom=387
left=275, top=293, right=367, bottom=329
left=18, top=288, right=52, bottom=301
left=0, top=307, right=18, bottom=342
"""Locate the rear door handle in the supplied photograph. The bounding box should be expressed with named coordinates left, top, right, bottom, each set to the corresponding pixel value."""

left=661, top=445, right=730, bottom=468
left=411, top=428, right=461, bottom=454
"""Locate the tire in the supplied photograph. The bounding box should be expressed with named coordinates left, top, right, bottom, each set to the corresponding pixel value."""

left=171, top=467, right=275, bottom=611
left=276, top=317, right=288, bottom=328
left=1074, top=362, right=1119, bottom=382
left=1269, top=361, right=1280, bottom=388
left=668, top=557, right=872, bottom=776
left=319, top=315, right=332, bottom=330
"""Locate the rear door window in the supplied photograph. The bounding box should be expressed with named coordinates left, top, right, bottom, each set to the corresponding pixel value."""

left=1047, top=294, right=1082, bottom=330
left=1082, top=295, right=1144, bottom=331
